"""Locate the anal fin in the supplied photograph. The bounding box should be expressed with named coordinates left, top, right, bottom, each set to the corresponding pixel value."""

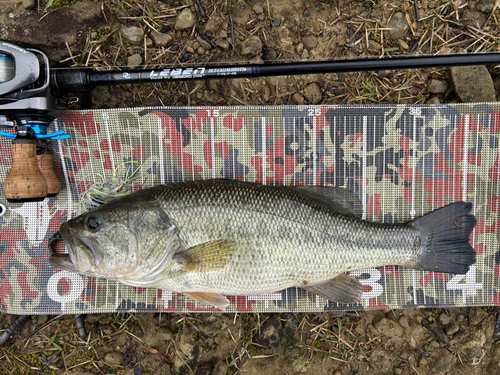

left=301, top=274, right=363, bottom=304
left=184, top=292, right=231, bottom=311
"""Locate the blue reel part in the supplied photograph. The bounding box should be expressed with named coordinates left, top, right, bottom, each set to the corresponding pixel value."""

left=0, top=124, right=71, bottom=140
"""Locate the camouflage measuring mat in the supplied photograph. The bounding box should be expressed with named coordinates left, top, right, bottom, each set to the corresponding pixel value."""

left=0, top=103, right=499, bottom=314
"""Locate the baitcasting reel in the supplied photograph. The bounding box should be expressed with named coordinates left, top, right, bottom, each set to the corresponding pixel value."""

left=0, top=41, right=71, bottom=201
left=1, top=39, right=500, bottom=201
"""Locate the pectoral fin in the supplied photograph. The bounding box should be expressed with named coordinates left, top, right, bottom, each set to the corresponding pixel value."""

left=301, top=274, right=363, bottom=304
left=184, top=292, right=231, bottom=311
left=174, top=240, right=237, bottom=273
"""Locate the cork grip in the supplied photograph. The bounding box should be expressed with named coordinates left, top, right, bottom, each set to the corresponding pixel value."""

left=4, top=138, right=48, bottom=201
left=37, top=149, right=61, bottom=195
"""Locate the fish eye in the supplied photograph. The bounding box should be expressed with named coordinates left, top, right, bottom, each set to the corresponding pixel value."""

left=87, top=216, right=102, bottom=230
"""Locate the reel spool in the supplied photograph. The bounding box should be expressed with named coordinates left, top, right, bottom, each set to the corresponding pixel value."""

left=0, top=53, right=15, bottom=84
left=0, top=41, right=70, bottom=201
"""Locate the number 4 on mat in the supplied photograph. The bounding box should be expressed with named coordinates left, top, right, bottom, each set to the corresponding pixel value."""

left=446, top=266, right=483, bottom=303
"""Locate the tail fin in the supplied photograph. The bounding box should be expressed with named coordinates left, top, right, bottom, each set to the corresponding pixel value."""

left=409, top=202, right=477, bottom=274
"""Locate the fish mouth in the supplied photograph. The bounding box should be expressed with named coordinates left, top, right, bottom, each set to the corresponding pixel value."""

left=49, top=223, right=103, bottom=271
left=48, top=223, right=76, bottom=271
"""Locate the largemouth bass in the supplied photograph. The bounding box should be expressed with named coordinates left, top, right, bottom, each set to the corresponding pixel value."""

left=49, top=180, right=477, bottom=310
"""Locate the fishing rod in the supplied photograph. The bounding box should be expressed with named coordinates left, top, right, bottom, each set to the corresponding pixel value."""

left=1, top=39, right=500, bottom=201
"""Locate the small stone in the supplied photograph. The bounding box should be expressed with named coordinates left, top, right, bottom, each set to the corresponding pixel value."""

left=196, top=361, right=214, bottom=375
left=439, top=313, right=450, bottom=326
left=121, top=26, right=143, bottom=45
left=257, top=317, right=283, bottom=352
left=146, top=38, right=153, bottom=47
left=292, top=93, right=305, bottom=105
left=428, top=79, right=449, bottom=94
left=303, top=83, right=322, bottom=104
left=104, top=351, right=124, bottom=366
left=181, top=53, right=191, bottom=63
left=476, top=0, right=494, bottom=13
left=150, top=31, right=174, bottom=48
left=212, top=361, right=228, bottom=375
left=216, top=38, right=230, bottom=50
left=462, top=9, right=487, bottom=25
left=272, top=18, right=281, bottom=27
left=22, top=0, right=36, bottom=9
left=464, top=345, right=483, bottom=365
left=426, top=96, right=441, bottom=105
left=296, top=43, right=304, bottom=54
left=429, top=350, right=454, bottom=374
left=262, top=46, right=277, bottom=61
left=204, top=16, right=222, bottom=34
left=197, top=37, right=212, bottom=50
left=157, top=327, right=173, bottom=341
left=374, top=317, right=404, bottom=338
left=197, top=47, right=206, bottom=55
left=240, top=36, right=262, bottom=57
left=451, top=65, right=495, bottom=102
left=444, top=322, right=459, bottom=335
left=431, top=340, right=441, bottom=348
left=186, top=46, right=195, bottom=54
left=101, top=324, right=114, bottom=335
left=399, top=316, right=409, bottom=328
left=252, top=4, right=264, bottom=14
left=302, top=36, right=318, bottom=50
left=301, top=48, right=309, bottom=60
left=368, top=40, right=382, bottom=51
left=387, top=12, right=409, bottom=41
left=127, top=54, right=142, bottom=68
left=175, top=8, right=196, bottom=31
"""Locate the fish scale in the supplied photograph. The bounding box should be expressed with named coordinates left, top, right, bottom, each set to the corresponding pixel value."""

left=151, top=181, right=421, bottom=295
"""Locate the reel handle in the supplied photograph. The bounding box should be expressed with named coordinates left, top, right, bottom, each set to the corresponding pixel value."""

left=4, top=137, right=48, bottom=201
left=37, top=148, right=60, bottom=195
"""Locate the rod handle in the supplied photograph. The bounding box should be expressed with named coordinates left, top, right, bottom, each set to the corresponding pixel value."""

left=3, top=138, right=48, bottom=201
left=50, top=68, right=95, bottom=94
left=37, top=149, right=61, bottom=195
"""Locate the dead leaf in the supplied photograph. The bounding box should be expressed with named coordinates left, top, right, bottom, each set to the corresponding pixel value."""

left=148, top=348, right=172, bottom=364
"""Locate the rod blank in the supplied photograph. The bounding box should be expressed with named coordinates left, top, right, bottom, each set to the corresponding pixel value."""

left=50, top=53, right=500, bottom=94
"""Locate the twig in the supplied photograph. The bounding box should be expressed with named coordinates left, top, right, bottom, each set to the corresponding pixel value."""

left=75, top=314, right=88, bottom=341
left=409, top=39, right=419, bottom=54
left=194, top=0, right=206, bottom=18
left=195, top=26, right=218, bottom=49
left=159, top=0, right=181, bottom=6
left=493, top=313, right=500, bottom=341
left=0, top=315, right=30, bottom=347
left=421, top=318, right=449, bottom=346
left=23, top=315, right=63, bottom=343
left=39, top=352, right=59, bottom=373
left=413, top=0, right=421, bottom=26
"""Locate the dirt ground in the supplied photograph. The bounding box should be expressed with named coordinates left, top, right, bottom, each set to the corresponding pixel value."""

left=0, top=0, right=500, bottom=374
